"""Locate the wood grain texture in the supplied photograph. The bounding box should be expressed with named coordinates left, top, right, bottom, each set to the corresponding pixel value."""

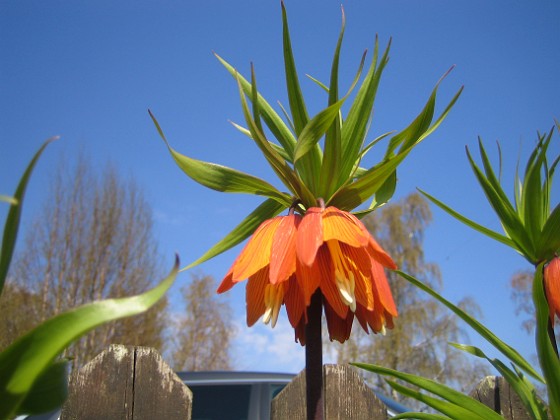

left=271, top=364, right=387, bottom=419
left=470, top=375, right=539, bottom=419
left=60, top=345, right=192, bottom=420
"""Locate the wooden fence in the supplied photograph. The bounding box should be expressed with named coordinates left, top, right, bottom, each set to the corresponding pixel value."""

left=60, top=345, right=535, bottom=419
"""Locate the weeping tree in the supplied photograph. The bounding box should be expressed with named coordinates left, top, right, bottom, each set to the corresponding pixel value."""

left=326, top=192, right=489, bottom=409
left=0, top=156, right=168, bottom=369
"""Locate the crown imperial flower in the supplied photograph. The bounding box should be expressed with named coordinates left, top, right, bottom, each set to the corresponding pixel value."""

left=152, top=3, right=459, bottom=348
left=544, top=256, right=560, bottom=325
left=218, top=205, right=397, bottom=344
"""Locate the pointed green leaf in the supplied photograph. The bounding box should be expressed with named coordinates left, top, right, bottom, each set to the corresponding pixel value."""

left=185, top=198, right=286, bottom=270
left=293, top=98, right=346, bottom=164
left=1, top=137, right=57, bottom=294
left=215, top=53, right=296, bottom=159
left=0, top=257, right=178, bottom=419
left=149, top=111, right=291, bottom=207
left=339, top=38, right=390, bottom=182
left=451, top=343, right=548, bottom=419
left=476, top=139, right=512, bottom=209
left=353, top=363, right=502, bottom=420
left=281, top=3, right=323, bottom=191
left=522, top=146, right=545, bottom=244
left=281, top=1, right=309, bottom=136
left=306, top=74, right=329, bottom=92
left=392, top=413, right=449, bottom=420
left=319, top=9, right=344, bottom=199
left=371, top=170, right=397, bottom=209
left=16, top=360, right=69, bottom=416
left=466, top=147, right=536, bottom=261
left=0, top=195, right=17, bottom=205
left=533, top=263, right=560, bottom=418
left=236, top=75, right=316, bottom=206
left=328, top=151, right=408, bottom=210
left=419, top=189, right=516, bottom=249
left=250, top=63, right=265, bottom=135
left=386, top=381, right=487, bottom=419
left=396, top=269, right=544, bottom=382
left=229, top=121, right=293, bottom=162
left=539, top=203, right=560, bottom=259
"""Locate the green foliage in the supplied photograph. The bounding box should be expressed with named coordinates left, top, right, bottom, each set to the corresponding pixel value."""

left=422, top=123, right=560, bottom=264
left=151, top=4, right=460, bottom=271
left=358, top=124, right=559, bottom=418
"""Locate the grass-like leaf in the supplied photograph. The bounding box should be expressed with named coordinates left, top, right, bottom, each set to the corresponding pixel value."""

left=0, top=256, right=178, bottom=419
left=539, top=203, right=560, bottom=260
left=16, top=359, right=69, bottom=416
left=419, top=188, right=515, bottom=249
left=150, top=110, right=291, bottom=207
left=293, top=98, right=346, bottom=164
left=533, top=263, right=560, bottom=418
left=215, top=53, right=297, bottom=160
left=185, top=198, right=286, bottom=270
left=236, top=74, right=316, bottom=207
left=452, top=343, right=548, bottom=419
left=466, top=146, right=536, bottom=262
left=397, top=270, right=544, bottom=382
left=339, top=37, right=390, bottom=184
left=0, top=137, right=56, bottom=294
left=353, top=363, right=502, bottom=420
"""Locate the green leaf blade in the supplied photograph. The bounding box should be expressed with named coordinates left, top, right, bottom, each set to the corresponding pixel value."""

left=396, top=270, right=544, bottom=382
left=185, top=198, right=286, bottom=270
left=0, top=257, right=178, bottom=418
left=0, top=137, right=56, bottom=294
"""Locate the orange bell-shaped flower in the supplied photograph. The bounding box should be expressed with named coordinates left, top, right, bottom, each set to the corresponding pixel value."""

left=217, top=206, right=398, bottom=344
left=544, top=256, right=560, bottom=325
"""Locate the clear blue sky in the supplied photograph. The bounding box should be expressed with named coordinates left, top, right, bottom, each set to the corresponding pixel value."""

left=1, top=1, right=559, bottom=374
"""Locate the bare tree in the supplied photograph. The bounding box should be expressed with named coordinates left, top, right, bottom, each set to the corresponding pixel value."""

left=0, top=156, right=167, bottom=368
left=326, top=193, right=489, bottom=409
left=170, top=274, right=233, bottom=371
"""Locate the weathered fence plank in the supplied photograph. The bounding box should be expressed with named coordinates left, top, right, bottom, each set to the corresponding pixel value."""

left=60, top=345, right=192, bottom=420
left=470, top=375, right=537, bottom=419
left=271, top=364, right=387, bottom=419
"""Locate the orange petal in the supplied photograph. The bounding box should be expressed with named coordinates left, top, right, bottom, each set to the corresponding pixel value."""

left=296, top=207, right=323, bottom=266
left=338, top=243, right=374, bottom=310
left=217, top=267, right=235, bottom=294
left=354, top=304, right=371, bottom=334
left=233, top=217, right=282, bottom=281
left=246, top=268, right=268, bottom=326
left=545, top=257, right=560, bottom=325
left=294, top=317, right=306, bottom=346
left=366, top=233, right=397, bottom=270
left=283, top=275, right=305, bottom=329
left=324, top=299, right=354, bottom=343
left=371, top=260, right=398, bottom=317
left=295, top=254, right=322, bottom=306
left=318, top=246, right=349, bottom=319
left=322, top=207, right=369, bottom=247
left=269, top=214, right=300, bottom=284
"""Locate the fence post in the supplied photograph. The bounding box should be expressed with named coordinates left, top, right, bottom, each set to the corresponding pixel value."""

left=470, top=375, right=536, bottom=419
left=60, top=345, right=192, bottom=420
left=271, top=364, right=387, bottom=419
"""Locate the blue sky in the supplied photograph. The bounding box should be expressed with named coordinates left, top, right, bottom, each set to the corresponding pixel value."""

left=1, top=1, right=559, bottom=374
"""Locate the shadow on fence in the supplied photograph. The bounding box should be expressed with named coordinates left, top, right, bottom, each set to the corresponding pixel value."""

left=60, top=345, right=535, bottom=419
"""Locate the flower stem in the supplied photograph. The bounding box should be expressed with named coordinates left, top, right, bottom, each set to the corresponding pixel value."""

left=547, top=317, right=559, bottom=358
left=305, top=290, right=323, bottom=420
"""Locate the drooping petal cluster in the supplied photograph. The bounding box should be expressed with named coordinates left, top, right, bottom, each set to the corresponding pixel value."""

left=217, top=206, right=398, bottom=344
left=544, top=256, right=560, bottom=325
